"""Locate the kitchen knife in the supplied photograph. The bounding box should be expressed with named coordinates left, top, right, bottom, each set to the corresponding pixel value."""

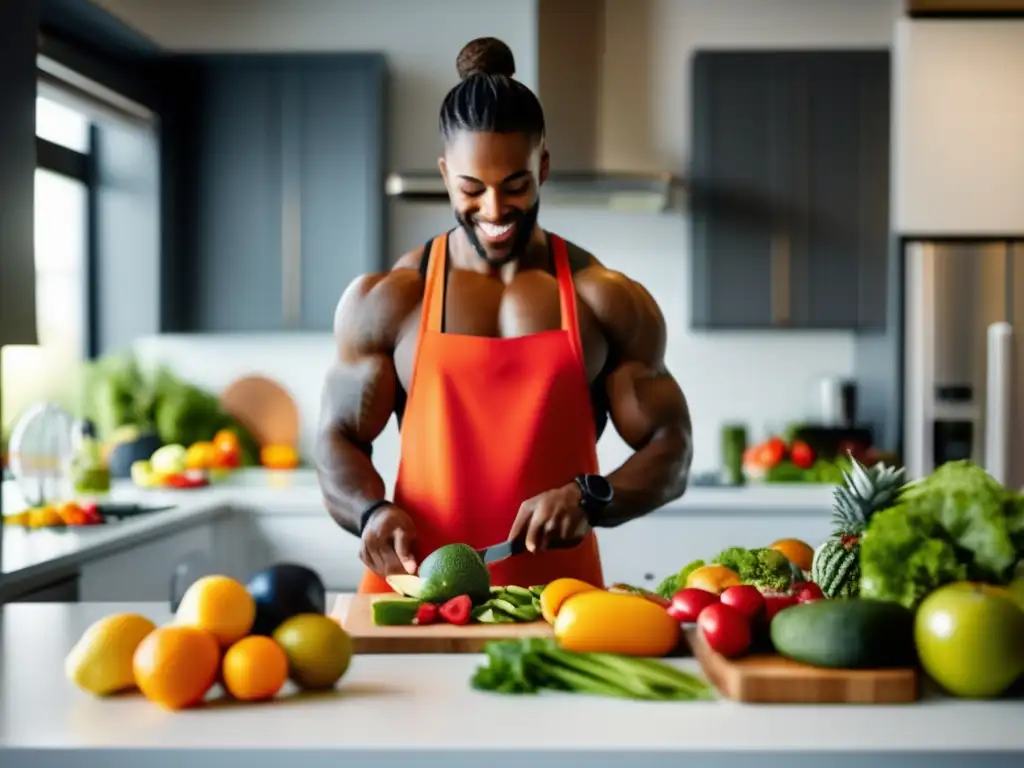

left=96, top=502, right=176, bottom=520
left=475, top=538, right=527, bottom=564
left=475, top=537, right=578, bottom=564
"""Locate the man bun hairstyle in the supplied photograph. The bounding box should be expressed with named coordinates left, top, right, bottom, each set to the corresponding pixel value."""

left=439, top=37, right=545, bottom=145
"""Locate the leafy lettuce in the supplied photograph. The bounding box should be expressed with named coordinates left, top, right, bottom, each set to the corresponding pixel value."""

left=860, top=460, right=1024, bottom=610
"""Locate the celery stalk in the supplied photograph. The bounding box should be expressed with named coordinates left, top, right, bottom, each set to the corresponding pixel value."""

left=589, top=653, right=713, bottom=699
left=470, top=638, right=713, bottom=701
left=539, top=647, right=657, bottom=699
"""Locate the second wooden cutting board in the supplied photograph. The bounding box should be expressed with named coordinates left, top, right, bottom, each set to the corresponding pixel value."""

left=334, top=594, right=554, bottom=653
left=685, top=627, right=920, bottom=704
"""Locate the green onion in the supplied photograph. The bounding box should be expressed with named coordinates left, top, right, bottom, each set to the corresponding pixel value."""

left=470, top=638, right=714, bottom=701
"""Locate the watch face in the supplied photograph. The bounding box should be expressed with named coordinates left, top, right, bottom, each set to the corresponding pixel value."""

left=585, top=474, right=613, bottom=503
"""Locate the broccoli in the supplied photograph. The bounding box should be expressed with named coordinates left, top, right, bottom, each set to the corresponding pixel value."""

left=712, top=546, right=793, bottom=592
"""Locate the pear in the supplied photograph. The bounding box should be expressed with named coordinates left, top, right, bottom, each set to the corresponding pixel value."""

left=65, top=613, right=156, bottom=696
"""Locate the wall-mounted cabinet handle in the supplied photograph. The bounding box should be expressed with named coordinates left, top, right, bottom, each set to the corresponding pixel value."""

left=771, top=233, right=791, bottom=326
left=280, top=77, right=302, bottom=329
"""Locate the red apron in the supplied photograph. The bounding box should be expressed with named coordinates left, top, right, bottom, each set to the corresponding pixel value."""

left=357, top=232, right=605, bottom=593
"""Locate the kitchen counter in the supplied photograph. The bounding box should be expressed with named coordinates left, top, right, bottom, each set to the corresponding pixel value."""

left=2, top=470, right=838, bottom=602
left=2, top=468, right=839, bottom=518
left=1, top=599, right=1022, bottom=768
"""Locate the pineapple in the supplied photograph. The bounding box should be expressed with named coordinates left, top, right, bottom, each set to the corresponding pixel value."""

left=811, top=456, right=906, bottom=598
left=830, top=458, right=907, bottom=537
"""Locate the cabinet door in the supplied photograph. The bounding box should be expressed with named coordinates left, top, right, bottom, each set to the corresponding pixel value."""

left=248, top=514, right=364, bottom=592
left=187, top=57, right=285, bottom=332
left=290, top=55, right=389, bottom=332
left=690, top=53, right=799, bottom=329
left=78, top=525, right=215, bottom=602
left=596, top=513, right=833, bottom=589
left=789, top=51, right=890, bottom=331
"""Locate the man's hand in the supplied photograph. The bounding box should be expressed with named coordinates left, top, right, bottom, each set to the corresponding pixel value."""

left=507, top=483, right=588, bottom=553
left=360, top=505, right=418, bottom=576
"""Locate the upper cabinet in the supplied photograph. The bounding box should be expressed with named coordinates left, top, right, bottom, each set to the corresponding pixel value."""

left=163, top=53, right=389, bottom=333
left=893, top=20, right=1024, bottom=235
left=689, top=50, right=891, bottom=332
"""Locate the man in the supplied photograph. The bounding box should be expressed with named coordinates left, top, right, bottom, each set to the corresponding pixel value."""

left=316, top=37, right=693, bottom=594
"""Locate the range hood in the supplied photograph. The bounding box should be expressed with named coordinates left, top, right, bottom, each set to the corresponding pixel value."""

left=386, top=171, right=677, bottom=212
left=386, top=0, right=679, bottom=213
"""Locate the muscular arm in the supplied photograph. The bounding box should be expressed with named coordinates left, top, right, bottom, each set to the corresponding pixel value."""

left=579, top=270, right=693, bottom=526
left=315, top=257, right=422, bottom=536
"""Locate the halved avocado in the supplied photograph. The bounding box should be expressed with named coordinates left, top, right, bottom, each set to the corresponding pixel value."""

left=385, top=574, right=422, bottom=598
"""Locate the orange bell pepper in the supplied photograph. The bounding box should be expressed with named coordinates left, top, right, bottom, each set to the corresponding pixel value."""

left=553, top=590, right=681, bottom=657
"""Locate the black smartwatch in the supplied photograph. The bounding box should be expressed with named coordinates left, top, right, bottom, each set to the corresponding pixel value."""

left=358, top=499, right=390, bottom=537
left=574, top=474, right=614, bottom=525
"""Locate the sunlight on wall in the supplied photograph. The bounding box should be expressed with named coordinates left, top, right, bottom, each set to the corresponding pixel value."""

left=1, top=345, right=83, bottom=442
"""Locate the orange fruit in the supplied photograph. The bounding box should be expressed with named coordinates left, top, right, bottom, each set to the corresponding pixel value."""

left=770, top=538, right=815, bottom=572
left=539, top=578, right=598, bottom=624
left=221, top=636, right=288, bottom=701
left=213, top=429, right=240, bottom=454
left=684, top=565, right=743, bottom=594
left=260, top=444, right=300, bottom=470
left=133, top=625, right=220, bottom=710
left=174, top=575, right=255, bottom=647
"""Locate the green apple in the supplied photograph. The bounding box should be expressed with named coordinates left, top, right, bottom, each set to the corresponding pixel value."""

left=915, top=581, right=1024, bottom=699
left=149, top=444, right=187, bottom=476
left=130, top=460, right=157, bottom=488
left=1007, top=561, right=1024, bottom=612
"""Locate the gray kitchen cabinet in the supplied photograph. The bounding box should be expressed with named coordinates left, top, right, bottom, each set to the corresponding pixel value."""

left=689, top=50, right=890, bottom=332
left=167, top=53, right=388, bottom=333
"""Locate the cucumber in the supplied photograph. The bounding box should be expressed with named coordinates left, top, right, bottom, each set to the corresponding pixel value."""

left=498, top=590, right=535, bottom=607
left=511, top=604, right=540, bottom=622
left=371, top=598, right=422, bottom=626
left=474, top=608, right=514, bottom=623
left=487, top=597, right=522, bottom=615
left=770, top=598, right=916, bottom=669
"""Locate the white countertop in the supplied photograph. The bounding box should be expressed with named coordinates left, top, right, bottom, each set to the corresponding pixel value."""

left=1, top=598, right=1022, bottom=759
left=2, top=470, right=836, bottom=599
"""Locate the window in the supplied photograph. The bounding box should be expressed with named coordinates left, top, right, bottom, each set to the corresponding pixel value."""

left=0, top=95, right=95, bottom=439
left=34, top=95, right=93, bottom=357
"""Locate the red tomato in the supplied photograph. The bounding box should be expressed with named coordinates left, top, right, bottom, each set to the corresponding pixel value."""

left=763, top=594, right=799, bottom=624
left=697, top=603, right=752, bottom=658
left=757, top=437, right=787, bottom=468
left=719, top=585, right=765, bottom=620
left=789, top=440, right=815, bottom=469
left=796, top=584, right=825, bottom=603
left=667, top=588, right=719, bottom=623
left=213, top=444, right=242, bottom=469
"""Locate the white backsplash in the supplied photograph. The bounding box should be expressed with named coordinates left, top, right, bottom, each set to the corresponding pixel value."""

left=133, top=207, right=855, bottom=492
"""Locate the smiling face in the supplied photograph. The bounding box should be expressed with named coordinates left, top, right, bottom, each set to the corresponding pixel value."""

left=438, top=130, right=549, bottom=266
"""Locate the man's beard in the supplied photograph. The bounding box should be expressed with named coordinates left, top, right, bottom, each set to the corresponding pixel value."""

left=455, top=198, right=540, bottom=268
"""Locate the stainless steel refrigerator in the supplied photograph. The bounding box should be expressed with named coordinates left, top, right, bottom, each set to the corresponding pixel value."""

left=902, top=240, right=1024, bottom=488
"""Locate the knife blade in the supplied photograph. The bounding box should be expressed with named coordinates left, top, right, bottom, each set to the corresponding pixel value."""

left=97, top=502, right=176, bottom=520
left=475, top=538, right=527, bottom=564
left=475, top=537, right=583, bottom=564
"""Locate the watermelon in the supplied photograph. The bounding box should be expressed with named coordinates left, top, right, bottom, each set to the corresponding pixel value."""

left=810, top=536, right=861, bottom=598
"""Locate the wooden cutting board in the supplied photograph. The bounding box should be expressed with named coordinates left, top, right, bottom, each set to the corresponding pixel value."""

left=685, top=627, right=919, bottom=704
left=220, top=375, right=300, bottom=447
left=334, top=594, right=554, bottom=654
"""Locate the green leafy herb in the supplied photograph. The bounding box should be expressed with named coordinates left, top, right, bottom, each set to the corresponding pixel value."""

left=860, top=460, right=1024, bottom=610
left=470, top=638, right=713, bottom=701
left=654, top=559, right=705, bottom=599
left=79, top=353, right=260, bottom=465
